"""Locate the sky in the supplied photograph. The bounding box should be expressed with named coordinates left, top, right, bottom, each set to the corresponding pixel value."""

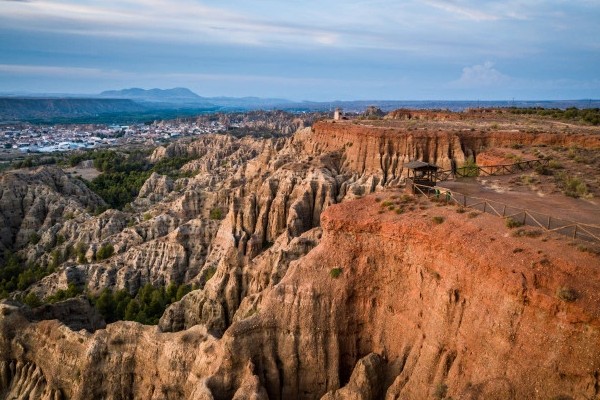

left=0, top=0, right=599, bottom=101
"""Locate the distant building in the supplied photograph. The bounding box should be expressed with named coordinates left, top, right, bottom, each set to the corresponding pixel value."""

left=334, top=108, right=342, bottom=121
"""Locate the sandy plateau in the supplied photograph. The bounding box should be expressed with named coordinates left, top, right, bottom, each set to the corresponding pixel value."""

left=0, top=109, right=599, bottom=399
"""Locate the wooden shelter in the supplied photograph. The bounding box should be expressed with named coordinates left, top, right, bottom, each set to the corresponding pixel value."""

left=404, top=160, right=440, bottom=193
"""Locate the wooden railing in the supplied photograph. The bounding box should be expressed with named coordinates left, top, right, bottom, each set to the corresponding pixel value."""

left=413, top=184, right=600, bottom=243
left=436, top=159, right=549, bottom=180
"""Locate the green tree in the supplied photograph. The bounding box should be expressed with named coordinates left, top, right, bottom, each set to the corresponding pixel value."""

left=124, top=299, right=140, bottom=321
left=28, top=232, right=41, bottom=245
left=176, top=284, right=191, bottom=301
left=23, top=292, right=42, bottom=308
left=95, top=289, right=116, bottom=322
left=96, top=243, right=114, bottom=261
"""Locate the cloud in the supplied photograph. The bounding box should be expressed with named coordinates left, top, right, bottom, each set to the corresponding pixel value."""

left=452, top=62, right=511, bottom=87
left=0, top=0, right=359, bottom=48
left=422, top=0, right=500, bottom=21
left=0, top=63, right=342, bottom=86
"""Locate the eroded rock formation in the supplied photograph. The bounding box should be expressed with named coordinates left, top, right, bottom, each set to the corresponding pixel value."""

left=1, top=116, right=599, bottom=399
left=1, top=196, right=599, bottom=399
left=0, top=166, right=105, bottom=257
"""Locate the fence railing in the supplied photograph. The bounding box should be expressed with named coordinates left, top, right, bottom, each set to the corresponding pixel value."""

left=436, top=159, right=548, bottom=180
left=413, top=184, right=600, bottom=244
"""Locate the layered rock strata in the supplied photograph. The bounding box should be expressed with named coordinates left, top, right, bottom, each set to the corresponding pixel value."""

left=1, top=196, right=598, bottom=399
left=309, top=120, right=600, bottom=182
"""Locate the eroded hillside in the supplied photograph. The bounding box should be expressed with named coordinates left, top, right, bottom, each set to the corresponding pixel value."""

left=0, top=110, right=599, bottom=399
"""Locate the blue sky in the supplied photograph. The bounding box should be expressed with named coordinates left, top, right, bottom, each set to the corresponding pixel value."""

left=0, top=0, right=599, bottom=100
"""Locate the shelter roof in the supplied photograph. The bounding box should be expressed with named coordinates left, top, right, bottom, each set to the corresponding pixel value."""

left=404, top=160, right=439, bottom=170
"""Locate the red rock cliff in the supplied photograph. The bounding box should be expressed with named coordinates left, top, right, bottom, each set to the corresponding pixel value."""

left=306, top=121, right=600, bottom=185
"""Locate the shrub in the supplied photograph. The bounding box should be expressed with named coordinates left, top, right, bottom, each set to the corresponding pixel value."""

left=520, top=175, right=535, bottom=185
left=209, top=207, right=224, bottom=220
left=458, top=156, right=479, bottom=177
left=143, top=212, right=152, bottom=221
left=576, top=244, right=600, bottom=255
left=28, top=232, right=41, bottom=245
left=75, top=242, right=88, bottom=264
left=434, top=383, right=448, bottom=399
left=548, top=160, right=563, bottom=169
left=46, top=283, right=82, bottom=304
left=56, top=235, right=65, bottom=246
left=534, top=164, right=552, bottom=176
left=512, top=228, right=543, bottom=238
left=96, top=243, right=114, bottom=261
left=400, top=194, right=415, bottom=203
left=561, top=175, right=588, bottom=198
left=23, top=292, right=42, bottom=308
left=49, top=249, right=62, bottom=269
left=556, top=287, right=578, bottom=302
left=204, top=266, right=217, bottom=282
left=432, top=216, right=445, bottom=224
left=330, top=268, right=342, bottom=278
left=505, top=217, right=524, bottom=229
left=175, top=284, right=192, bottom=301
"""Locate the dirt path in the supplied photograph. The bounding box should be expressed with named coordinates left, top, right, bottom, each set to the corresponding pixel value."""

left=438, top=177, right=600, bottom=226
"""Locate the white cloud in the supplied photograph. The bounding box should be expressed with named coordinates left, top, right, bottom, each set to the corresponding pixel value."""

left=423, top=0, right=500, bottom=21
left=0, top=0, right=359, bottom=48
left=452, top=61, right=511, bottom=87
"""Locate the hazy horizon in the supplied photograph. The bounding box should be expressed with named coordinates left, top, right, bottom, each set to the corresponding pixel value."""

left=1, top=88, right=599, bottom=104
left=1, top=1, right=599, bottom=101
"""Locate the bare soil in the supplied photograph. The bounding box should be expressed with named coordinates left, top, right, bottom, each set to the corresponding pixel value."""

left=63, top=165, right=101, bottom=181
left=437, top=142, right=600, bottom=227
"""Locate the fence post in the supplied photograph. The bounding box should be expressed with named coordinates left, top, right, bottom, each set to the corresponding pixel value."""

left=547, top=216, right=551, bottom=229
left=483, top=202, right=487, bottom=213
left=502, top=205, right=506, bottom=216
left=573, top=225, right=578, bottom=239
left=522, top=212, right=527, bottom=225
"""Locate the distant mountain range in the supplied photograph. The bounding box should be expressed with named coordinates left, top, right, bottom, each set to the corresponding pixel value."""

left=99, top=87, right=210, bottom=104
left=0, top=87, right=598, bottom=123
left=0, top=88, right=296, bottom=123
left=98, top=87, right=293, bottom=109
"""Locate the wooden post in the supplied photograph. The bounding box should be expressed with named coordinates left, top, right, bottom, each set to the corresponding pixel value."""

left=483, top=202, right=487, bottom=213
left=547, top=216, right=551, bottom=229
left=573, top=225, right=578, bottom=239
left=502, top=205, right=506, bottom=216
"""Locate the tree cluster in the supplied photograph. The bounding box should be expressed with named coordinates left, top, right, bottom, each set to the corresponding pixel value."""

left=74, top=150, right=195, bottom=210
left=0, top=252, right=56, bottom=299
left=92, top=283, right=192, bottom=324
left=509, top=107, right=600, bottom=125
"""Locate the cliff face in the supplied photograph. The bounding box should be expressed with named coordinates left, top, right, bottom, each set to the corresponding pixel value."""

left=1, top=196, right=598, bottom=400
left=0, top=166, right=105, bottom=257
left=204, top=198, right=600, bottom=399
left=309, top=121, right=600, bottom=182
